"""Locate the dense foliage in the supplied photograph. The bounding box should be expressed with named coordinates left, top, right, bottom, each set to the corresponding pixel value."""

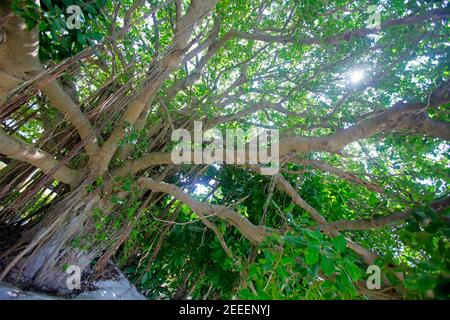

left=0, top=0, right=449, bottom=300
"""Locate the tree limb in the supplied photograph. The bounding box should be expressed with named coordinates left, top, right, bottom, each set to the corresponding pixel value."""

left=96, top=0, right=219, bottom=175
left=0, top=128, right=79, bottom=186
left=318, top=197, right=450, bottom=233
left=138, top=177, right=271, bottom=244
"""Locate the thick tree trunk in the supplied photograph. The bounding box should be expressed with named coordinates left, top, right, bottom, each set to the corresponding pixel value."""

left=1, top=182, right=104, bottom=295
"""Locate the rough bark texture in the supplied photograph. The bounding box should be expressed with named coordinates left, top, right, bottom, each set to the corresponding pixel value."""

left=1, top=184, right=103, bottom=294
left=0, top=0, right=449, bottom=298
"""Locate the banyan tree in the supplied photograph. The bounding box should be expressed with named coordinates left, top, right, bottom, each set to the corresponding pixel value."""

left=0, top=0, right=449, bottom=299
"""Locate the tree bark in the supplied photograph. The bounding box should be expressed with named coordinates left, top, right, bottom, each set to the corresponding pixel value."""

left=0, top=183, right=104, bottom=294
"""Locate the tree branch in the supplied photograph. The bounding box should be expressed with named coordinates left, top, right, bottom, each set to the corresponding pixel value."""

left=290, top=158, right=384, bottom=193
left=0, top=128, right=79, bottom=186
left=38, top=79, right=100, bottom=160
left=96, top=0, right=219, bottom=175
left=137, top=177, right=271, bottom=244
left=224, top=8, right=450, bottom=47
left=318, top=197, right=450, bottom=233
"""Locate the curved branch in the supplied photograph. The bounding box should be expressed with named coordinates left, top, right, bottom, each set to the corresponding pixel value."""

left=270, top=172, right=379, bottom=265
left=0, top=128, right=79, bottom=186
left=137, top=177, right=271, bottom=244
left=114, top=86, right=450, bottom=178
left=280, top=86, right=450, bottom=155
left=38, top=79, right=100, bottom=159
left=96, top=0, right=219, bottom=175
left=318, top=197, right=450, bottom=233
left=397, top=113, right=450, bottom=141
left=290, top=158, right=384, bottom=193
left=0, top=10, right=99, bottom=162
left=165, top=18, right=221, bottom=100
left=225, top=8, right=449, bottom=46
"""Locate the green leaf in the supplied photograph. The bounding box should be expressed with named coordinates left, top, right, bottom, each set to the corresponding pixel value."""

left=284, top=235, right=307, bottom=248
left=303, top=229, right=323, bottom=242
left=368, top=193, right=378, bottom=206
left=239, top=288, right=253, bottom=299
left=344, top=259, right=361, bottom=281
left=320, top=255, right=335, bottom=276
left=77, top=32, right=87, bottom=46
left=416, top=274, right=437, bottom=291
left=277, top=266, right=290, bottom=281
left=304, top=247, right=319, bottom=265
left=42, top=0, right=52, bottom=9
left=38, top=21, right=47, bottom=32
left=332, top=235, right=347, bottom=253
left=337, top=272, right=357, bottom=296
left=264, top=250, right=274, bottom=265
left=280, top=256, right=296, bottom=266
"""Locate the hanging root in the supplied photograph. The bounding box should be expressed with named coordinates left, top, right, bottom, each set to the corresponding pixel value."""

left=0, top=181, right=105, bottom=294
